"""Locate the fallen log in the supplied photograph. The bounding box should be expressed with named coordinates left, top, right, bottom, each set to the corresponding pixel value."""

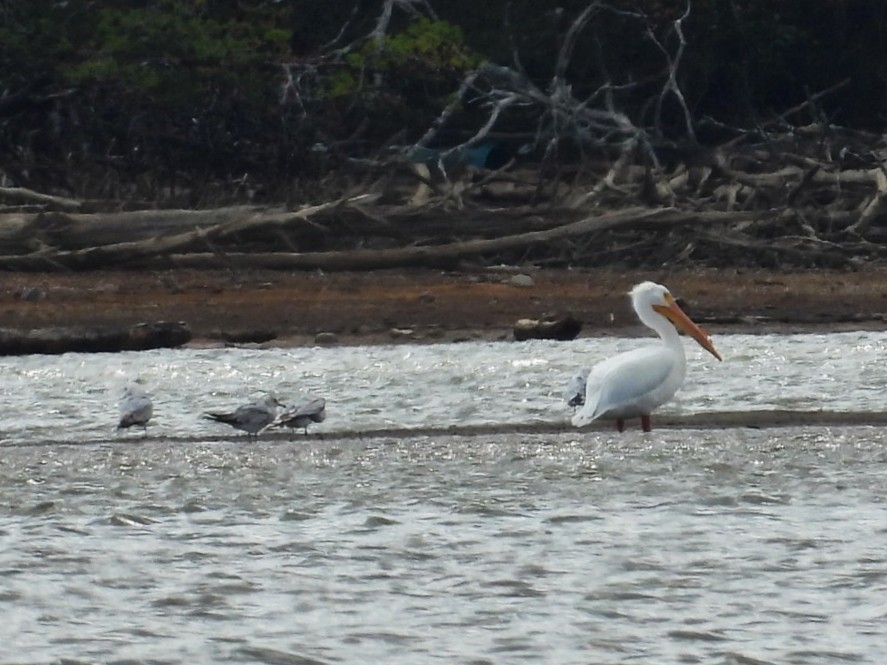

left=0, top=205, right=270, bottom=252
left=0, top=196, right=370, bottom=269
left=0, top=321, right=191, bottom=355
left=0, top=186, right=82, bottom=212
left=0, top=206, right=764, bottom=271
left=513, top=314, right=582, bottom=341
left=0, top=194, right=385, bottom=256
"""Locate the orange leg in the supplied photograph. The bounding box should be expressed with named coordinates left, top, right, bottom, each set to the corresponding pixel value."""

left=641, top=415, right=652, bottom=432
left=616, top=418, right=625, bottom=433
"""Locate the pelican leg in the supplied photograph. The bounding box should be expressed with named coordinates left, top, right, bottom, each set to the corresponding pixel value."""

left=641, top=415, right=652, bottom=432
left=616, top=418, right=625, bottom=433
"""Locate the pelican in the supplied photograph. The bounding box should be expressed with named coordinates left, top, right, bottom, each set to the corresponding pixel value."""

left=204, top=394, right=281, bottom=441
left=274, top=395, right=326, bottom=435
left=571, top=281, right=722, bottom=432
left=117, top=382, right=153, bottom=435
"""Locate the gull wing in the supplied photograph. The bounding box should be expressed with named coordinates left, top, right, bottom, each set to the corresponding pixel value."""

left=233, top=403, right=277, bottom=428
left=563, top=369, right=589, bottom=407
left=118, top=388, right=153, bottom=429
left=289, top=395, right=326, bottom=419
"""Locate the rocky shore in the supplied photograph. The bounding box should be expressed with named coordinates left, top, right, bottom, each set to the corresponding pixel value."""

left=2, top=267, right=886, bottom=354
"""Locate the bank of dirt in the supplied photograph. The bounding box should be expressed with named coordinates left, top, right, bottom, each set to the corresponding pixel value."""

left=2, top=267, right=887, bottom=349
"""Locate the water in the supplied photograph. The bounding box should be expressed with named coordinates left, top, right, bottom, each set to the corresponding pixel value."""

left=3, top=330, right=887, bottom=443
left=2, top=331, right=887, bottom=664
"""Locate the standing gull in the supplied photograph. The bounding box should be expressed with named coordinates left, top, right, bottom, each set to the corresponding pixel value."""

left=117, top=382, right=153, bottom=435
left=563, top=368, right=589, bottom=408
left=275, top=395, right=326, bottom=435
left=204, top=394, right=281, bottom=441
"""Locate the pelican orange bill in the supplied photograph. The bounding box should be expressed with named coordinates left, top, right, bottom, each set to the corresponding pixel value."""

left=653, top=297, right=723, bottom=361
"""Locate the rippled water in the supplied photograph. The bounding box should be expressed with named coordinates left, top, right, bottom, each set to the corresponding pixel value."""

left=3, top=330, right=887, bottom=443
left=3, top=332, right=887, bottom=663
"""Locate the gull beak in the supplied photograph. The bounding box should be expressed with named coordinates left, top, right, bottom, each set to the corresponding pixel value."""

left=653, top=295, right=722, bottom=361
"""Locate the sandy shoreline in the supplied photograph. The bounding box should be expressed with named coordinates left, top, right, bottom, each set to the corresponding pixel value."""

left=6, top=410, right=887, bottom=448
left=3, top=266, right=887, bottom=349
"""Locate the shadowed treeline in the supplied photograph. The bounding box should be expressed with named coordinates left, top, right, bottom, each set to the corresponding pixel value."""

left=1, top=0, right=884, bottom=203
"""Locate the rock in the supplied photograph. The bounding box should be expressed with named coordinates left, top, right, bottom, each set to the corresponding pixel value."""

left=389, top=327, right=415, bottom=339
left=506, top=274, right=535, bottom=288
left=221, top=330, right=277, bottom=344
left=314, top=331, right=338, bottom=345
left=425, top=325, right=446, bottom=339
left=127, top=321, right=192, bottom=350
left=19, top=287, right=45, bottom=302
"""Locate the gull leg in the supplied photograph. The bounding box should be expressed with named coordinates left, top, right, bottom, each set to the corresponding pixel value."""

left=616, top=418, right=625, bottom=433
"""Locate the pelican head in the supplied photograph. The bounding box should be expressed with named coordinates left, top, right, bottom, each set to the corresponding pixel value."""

left=630, top=282, right=722, bottom=361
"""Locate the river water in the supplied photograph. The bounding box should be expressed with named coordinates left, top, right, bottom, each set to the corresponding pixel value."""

left=2, top=332, right=887, bottom=663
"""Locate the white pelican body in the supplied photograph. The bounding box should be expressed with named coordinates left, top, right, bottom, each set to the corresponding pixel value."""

left=572, top=282, right=721, bottom=432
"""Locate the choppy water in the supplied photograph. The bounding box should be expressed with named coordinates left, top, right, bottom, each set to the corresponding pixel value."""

left=2, top=331, right=887, bottom=664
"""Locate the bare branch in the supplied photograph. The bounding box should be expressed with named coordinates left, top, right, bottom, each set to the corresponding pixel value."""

left=647, top=1, right=696, bottom=140
left=553, top=2, right=601, bottom=87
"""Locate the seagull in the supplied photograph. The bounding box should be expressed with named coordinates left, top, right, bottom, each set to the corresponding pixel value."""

left=572, top=281, right=722, bottom=432
left=204, top=394, right=281, bottom=441
left=117, top=382, right=153, bottom=435
left=274, top=395, right=327, bottom=435
left=564, top=369, right=590, bottom=408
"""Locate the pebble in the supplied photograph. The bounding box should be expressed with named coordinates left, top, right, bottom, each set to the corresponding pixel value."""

left=506, top=274, right=535, bottom=288
left=314, top=331, right=338, bottom=345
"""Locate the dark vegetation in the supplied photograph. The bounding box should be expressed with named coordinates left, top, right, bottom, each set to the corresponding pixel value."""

left=2, top=0, right=887, bottom=271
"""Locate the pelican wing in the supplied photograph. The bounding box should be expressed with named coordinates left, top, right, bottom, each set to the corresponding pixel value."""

left=572, top=346, right=676, bottom=426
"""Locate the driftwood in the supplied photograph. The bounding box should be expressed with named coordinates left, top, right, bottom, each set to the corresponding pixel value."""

left=0, top=321, right=191, bottom=355
left=0, top=206, right=760, bottom=271
left=0, top=123, right=886, bottom=272
left=513, top=314, right=582, bottom=342
left=0, top=186, right=82, bottom=213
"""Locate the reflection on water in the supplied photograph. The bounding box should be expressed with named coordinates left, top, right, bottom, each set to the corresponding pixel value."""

left=2, top=333, right=887, bottom=664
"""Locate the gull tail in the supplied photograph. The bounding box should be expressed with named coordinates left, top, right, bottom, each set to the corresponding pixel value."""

left=204, top=412, right=235, bottom=424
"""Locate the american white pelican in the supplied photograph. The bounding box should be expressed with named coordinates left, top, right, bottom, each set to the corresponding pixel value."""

left=571, top=281, right=721, bottom=432
left=274, top=395, right=327, bottom=435
left=117, top=382, right=153, bottom=435
left=204, top=394, right=281, bottom=441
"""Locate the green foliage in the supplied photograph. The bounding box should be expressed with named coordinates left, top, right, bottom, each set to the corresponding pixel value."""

left=318, top=18, right=483, bottom=143
left=63, top=3, right=291, bottom=106
left=329, top=18, right=481, bottom=102
left=1, top=0, right=886, bottom=201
